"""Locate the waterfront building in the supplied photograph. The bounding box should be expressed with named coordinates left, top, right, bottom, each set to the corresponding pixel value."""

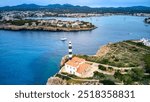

left=31, top=22, right=37, bottom=27
left=64, top=41, right=91, bottom=76
left=64, top=57, right=91, bottom=77
left=24, top=23, right=29, bottom=27
left=140, top=38, right=150, bottom=47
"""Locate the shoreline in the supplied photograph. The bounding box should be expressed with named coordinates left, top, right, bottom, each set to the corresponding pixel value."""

left=47, top=40, right=150, bottom=85
left=0, top=25, right=97, bottom=32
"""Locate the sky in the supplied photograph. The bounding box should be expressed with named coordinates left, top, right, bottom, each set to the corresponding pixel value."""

left=0, top=0, right=150, bottom=7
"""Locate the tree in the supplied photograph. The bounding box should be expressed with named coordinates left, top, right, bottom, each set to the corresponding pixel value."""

left=114, top=70, right=123, bottom=81
left=122, top=74, right=133, bottom=85
left=93, top=71, right=105, bottom=79
left=130, top=68, right=144, bottom=81
left=98, top=65, right=106, bottom=71
left=100, top=80, right=115, bottom=85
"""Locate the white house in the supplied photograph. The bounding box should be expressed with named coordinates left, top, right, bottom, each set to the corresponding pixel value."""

left=65, top=57, right=91, bottom=77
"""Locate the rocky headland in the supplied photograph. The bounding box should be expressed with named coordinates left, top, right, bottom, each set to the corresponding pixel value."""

left=0, top=19, right=96, bottom=32
left=47, top=40, right=150, bottom=85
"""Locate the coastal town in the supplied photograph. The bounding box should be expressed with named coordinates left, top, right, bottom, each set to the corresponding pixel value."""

left=1, top=10, right=150, bottom=32
left=1, top=10, right=150, bottom=21
left=0, top=19, right=96, bottom=31
left=0, top=11, right=104, bottom=21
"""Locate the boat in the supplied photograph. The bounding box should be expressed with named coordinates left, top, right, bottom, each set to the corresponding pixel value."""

left=60, top=33, right=67, bottom=41
left=60, top=37, right=67, bottom=41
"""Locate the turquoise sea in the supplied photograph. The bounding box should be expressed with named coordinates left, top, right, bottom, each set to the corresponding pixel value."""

left=0, top=15, right=150, bottom=85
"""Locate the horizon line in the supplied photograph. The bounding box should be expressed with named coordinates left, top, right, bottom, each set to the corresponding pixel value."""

left=0, top=3, right=150, bottom=8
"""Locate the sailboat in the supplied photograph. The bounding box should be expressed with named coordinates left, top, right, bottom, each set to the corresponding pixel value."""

left=60, top=33, right=67, bottom=41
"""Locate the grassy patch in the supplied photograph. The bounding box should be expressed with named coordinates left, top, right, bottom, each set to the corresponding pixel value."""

left=126, top=40, right=150, bottom=51
left=143, top=54, right=150, bottom=73
left=77, top=40, right=150, bottom=68
left=55, top=74, right=71, bottom=80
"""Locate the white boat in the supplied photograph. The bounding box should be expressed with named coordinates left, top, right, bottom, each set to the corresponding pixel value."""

left=60, top=34, right=67, bottom=41
left=60, top=37, right=67, bottom=41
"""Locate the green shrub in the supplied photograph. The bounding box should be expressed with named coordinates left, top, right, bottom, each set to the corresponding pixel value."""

left=98, top=65, right=106, bottom=71
left=100, top=80, right=115, bottom=85
left=130, top=68, right=144, bottom=81
left=114, top=70, right=123, bottom=81
left=93, top=71, right=105, bottom=79
left=100, top=59, right=109, bottom=64
left=108, top=67, right=113, bottom=71
left=122, top=74, right=133, bottom=85
left=144, top=54, right=150, bottom=73
left=6, top=20, right=36, bottom=26
left=56, top=74, right=71, bottom=80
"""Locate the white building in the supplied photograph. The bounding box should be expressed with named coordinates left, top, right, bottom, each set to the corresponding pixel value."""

left=140, top=38, right=150, bottom=47
left=31, top=22, right=37, bottom=27
left=71, top=22, right=80, bottom=28
left=2, top=16, right=14, bottom=21
left=65, top=57, right=91, bottom=77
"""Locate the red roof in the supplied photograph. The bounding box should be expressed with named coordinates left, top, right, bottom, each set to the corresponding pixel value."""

left=65, top=57, right=91, bottom=74
left=77, top=63, right=91, bottom=74
left=65, top=57, right=85, bottom=68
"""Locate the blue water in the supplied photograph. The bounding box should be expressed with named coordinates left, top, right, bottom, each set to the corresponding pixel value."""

left=0, top=15, right=150, bottom=85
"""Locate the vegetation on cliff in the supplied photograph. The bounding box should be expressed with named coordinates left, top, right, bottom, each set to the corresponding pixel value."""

left=47, top=40, right=150, bottom=85
left=75, top=40, right=150, bottom=85
left=77, top=41, right=150, bottom=68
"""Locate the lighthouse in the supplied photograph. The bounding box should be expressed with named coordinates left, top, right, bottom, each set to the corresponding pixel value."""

left=68, top=41, right=73, bottom=60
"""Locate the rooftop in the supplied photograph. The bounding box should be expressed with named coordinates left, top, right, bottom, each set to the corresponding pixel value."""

left=65, top=57, right=85, bottom=68
left=77, top=63, right=91, bottom=74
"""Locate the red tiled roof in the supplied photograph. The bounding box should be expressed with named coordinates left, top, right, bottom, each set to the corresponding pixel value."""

left=77, top=63, right=91, bottom=74
left=65, top=57, right=85, bottom=68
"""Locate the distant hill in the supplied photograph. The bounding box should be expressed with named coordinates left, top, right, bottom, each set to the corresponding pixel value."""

left=0, top=4, right=150, bottom=13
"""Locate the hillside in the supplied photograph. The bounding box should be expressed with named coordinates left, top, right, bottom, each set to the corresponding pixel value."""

left=0, top=4, right=150, bottom=13
left=80, top=40, right=150, bottom=69
left=47, top=40, right=150, bottom=85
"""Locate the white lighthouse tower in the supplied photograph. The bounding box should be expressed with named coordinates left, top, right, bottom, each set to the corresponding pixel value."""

left=68, top=41, right=73, bottom=60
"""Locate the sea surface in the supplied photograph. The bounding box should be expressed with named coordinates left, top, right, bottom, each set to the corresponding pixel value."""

left=0, top=15, right=150, bottom=85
